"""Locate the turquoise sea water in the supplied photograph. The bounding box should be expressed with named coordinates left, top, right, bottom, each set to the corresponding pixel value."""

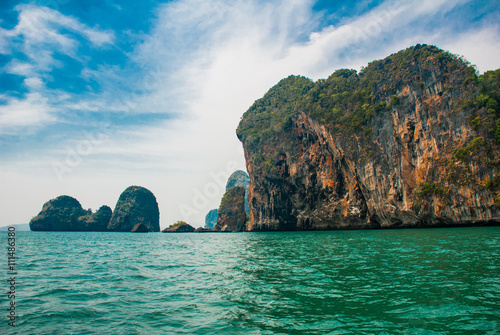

left=2, top=228, right=499, bottom=334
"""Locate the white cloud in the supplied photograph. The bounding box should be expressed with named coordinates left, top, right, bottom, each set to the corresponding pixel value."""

left=0, top=5, right=115, bottom=134
left=0, top=28, right=12, bottom=54
left=0, top=92, right=55, bottom=134
left=13, top=4, right=114, bottom=53
left=4, top=60, right=35, bottom=76
left=441, top=25, right=500, bottom=73
left=23, top=76, right=44, bottom=90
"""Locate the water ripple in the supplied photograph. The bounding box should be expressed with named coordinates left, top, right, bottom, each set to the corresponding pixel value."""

left=2, top=228, right=499, bottom=334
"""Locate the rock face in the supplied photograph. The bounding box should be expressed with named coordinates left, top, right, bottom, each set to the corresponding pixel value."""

left=204, top=170, right=250, bottom=228
left=78, top=205, right=112, bottom=231
left=131, top=223, right=150, bottom=232
left=30, top=196, right=88, bottom=231
left=108, top=186, right=160, bottom=232
left=214, top=186, right=247, bottom=232
left=30, top=196, right=111, bottom=231
left=226, top=170, right=250, bottom=215
left=226, top=170, right=249, bottom=189
left=204, top=209, right=218, bottom=229
left=237, top=45, right=500, bottom=230
left=162, top=221, right=195, bottom=232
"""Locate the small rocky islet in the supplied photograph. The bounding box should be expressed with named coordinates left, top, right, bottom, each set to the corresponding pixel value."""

left=30, top=44, right=500, bottom=232
left=162, top=221, right=195, bottom=232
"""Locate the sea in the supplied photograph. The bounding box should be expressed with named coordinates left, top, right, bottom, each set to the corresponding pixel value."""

left=2, top=227, right=499, bottom=334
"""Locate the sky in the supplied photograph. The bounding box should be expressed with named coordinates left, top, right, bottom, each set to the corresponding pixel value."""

left=1, top=0, right=499, bottom=229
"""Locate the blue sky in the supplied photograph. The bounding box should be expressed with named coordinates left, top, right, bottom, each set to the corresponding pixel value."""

left=1, top=0, right=499, bottom=228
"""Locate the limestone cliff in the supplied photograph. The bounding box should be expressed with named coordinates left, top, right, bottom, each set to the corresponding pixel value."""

left=30, top=196, right=87, bottom=231
left=108, top=186, right=160, bottom=232
left=214, top=186, right=246, bottom=232
left=226, top=170, right=250, bottom=215
left=204, top=170, right=250, bottom=228
left=237, top=45, right=500, bottom=230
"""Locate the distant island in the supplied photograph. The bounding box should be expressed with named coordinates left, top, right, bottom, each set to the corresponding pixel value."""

left=29, top=186, right=159, bottom=232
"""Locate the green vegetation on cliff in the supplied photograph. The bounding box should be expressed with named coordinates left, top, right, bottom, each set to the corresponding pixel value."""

left=237, top=44, right=500, bottom=230
left=30, top=196, right=111, bottom=231
left=237, top=75, right=313, bottom=150
left=214, top=186, right=246, bottom=232
left=108, top=186, right=160, bottom=232
left=162, top=221, right=195, bottom=232
left=238, top=44, right=500, bottom=180
left=30, top=196, right=87, bottom=231
left=171, top=220, right=189, bottom=227
left=238, top=45, right=482, bottom=142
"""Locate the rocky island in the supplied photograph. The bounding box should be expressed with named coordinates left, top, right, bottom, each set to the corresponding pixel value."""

left=29, top=185, right=160, bottom=232
left=225, top=170, right=250, bottom=215
left=29, top=196, right=107, bottom=231
left=162, top=221, right=196, bottom=232
left=237, top=44, right=500, bottom=230
left=108, top=186, right=160, bottom=232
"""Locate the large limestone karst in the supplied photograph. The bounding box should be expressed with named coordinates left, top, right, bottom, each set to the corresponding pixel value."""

left=108, top=186, right=160, bottom=232
left=204, top=170, right=250, bottom=228
left=29, top=196, right=111, bottom=231
left=237, top=44, right=500, bottom=230
left=225, top=170, right=250, bottom=215
left=225, top=170, right=249, bottom=189
left=213, top=186, right=247, bottom=232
